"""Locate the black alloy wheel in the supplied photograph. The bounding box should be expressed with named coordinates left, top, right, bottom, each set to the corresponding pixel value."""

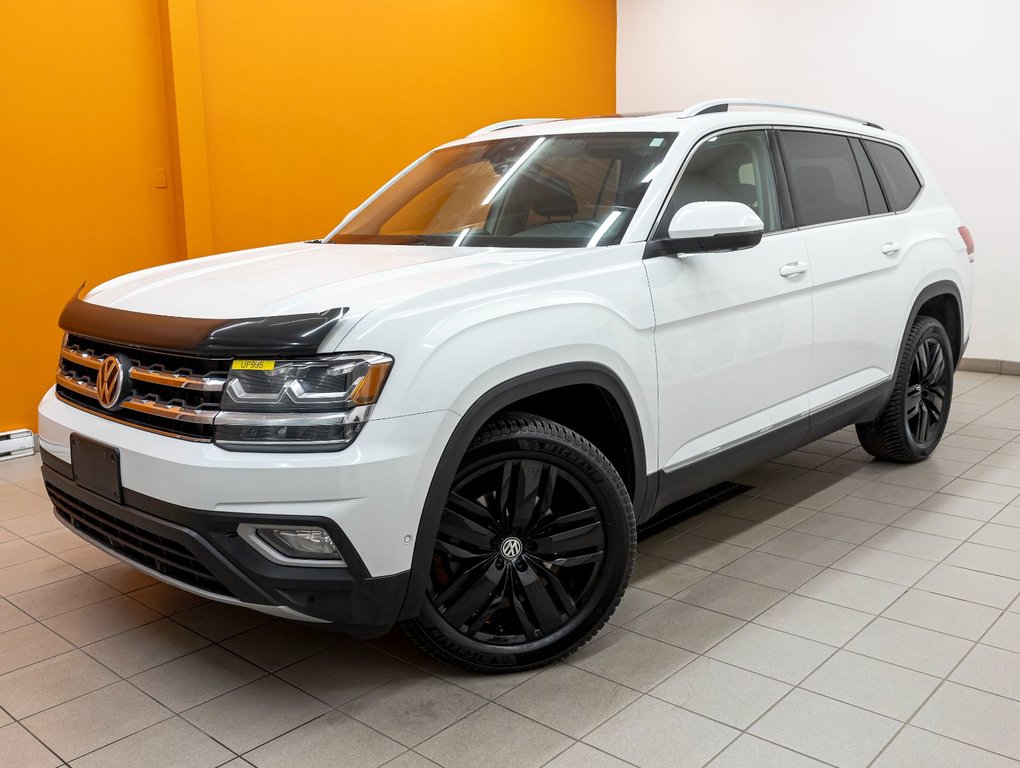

left=905, top=336, right=948, bottom=447
left=432, top=457, right=605, bottom=644
left=405, top=413, right=635, bottom=672
left=857, top=315, right=954, bottom=462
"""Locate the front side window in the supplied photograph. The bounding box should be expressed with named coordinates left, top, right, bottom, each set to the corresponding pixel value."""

left=865, top=140, right=921, bottom=211
left=780, top=130, right=869, bottom=226
left=654, top=130, right=781, bottom=238
left=330, top=133, right=675, bottom=248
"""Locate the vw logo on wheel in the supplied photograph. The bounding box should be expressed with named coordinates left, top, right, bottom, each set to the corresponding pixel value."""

left=499, top=536, right=524, bottom=560
left=95, top=355, right=127, bottom=410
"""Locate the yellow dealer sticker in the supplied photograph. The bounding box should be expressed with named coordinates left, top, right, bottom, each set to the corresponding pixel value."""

left=231, top=360, right=275, bottom=371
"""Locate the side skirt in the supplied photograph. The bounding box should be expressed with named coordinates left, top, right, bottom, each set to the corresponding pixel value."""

left=645, top=379, right=892, bottom=520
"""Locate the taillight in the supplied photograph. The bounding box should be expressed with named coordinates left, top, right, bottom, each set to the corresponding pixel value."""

left=959, top=226, right=975, bottom=262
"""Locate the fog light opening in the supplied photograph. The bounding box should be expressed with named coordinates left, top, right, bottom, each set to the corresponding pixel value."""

left=237, top=523, right=347, bottom=568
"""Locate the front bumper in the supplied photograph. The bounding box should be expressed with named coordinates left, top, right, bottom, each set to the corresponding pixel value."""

left=42, top=449, right=409, bottom=636
left=38, top=388, right=458, bottom=578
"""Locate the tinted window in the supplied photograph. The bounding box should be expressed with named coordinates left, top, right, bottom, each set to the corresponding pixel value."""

left=865, top=140, right=921, bottom=211
left=655, top=130, right=780, bottom=237
left=780, top=131, right=869, bottom=226
left=851, top=139, right=888, bottom=215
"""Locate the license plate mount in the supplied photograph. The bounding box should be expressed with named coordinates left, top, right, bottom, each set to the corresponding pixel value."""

left=70, top=433, right=123, bottom=503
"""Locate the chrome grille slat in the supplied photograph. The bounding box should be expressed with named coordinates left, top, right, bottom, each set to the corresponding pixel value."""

left=56, top=335, right=229, bottom=440
left=129, top=368, right=225, bottom=392
left=55, top=370, right=100, bottom=399
left=120, top=398, right=216, bottom=424
left=60, top=347, right=102, bottom=370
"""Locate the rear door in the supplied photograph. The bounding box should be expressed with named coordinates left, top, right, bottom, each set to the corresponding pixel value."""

left=777, top=129, right=918, bottom=411
left=646, top=129, right=813, bottom=482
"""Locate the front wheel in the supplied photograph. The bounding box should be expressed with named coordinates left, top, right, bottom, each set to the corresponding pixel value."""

left=857, top=316, right=954, bottom=462
left=404, top=413, right=635, bottom=672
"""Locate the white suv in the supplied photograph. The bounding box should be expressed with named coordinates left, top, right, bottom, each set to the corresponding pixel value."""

left=39, top=99, right=974, bottom=671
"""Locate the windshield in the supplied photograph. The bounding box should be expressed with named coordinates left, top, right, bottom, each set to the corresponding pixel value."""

left=330, top=133, right=675, bottom=248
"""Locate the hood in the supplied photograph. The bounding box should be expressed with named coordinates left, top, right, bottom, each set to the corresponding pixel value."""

left=85, top=241, right=572, bottom=320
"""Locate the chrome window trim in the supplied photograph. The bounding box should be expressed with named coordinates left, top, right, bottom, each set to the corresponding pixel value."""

left=645, top=123, right=924, bottom=247
left=772, top=124, right=924, bottom=214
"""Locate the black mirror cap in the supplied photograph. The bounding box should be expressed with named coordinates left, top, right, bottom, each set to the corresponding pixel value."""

left=644, top=229, right=763, bottom=258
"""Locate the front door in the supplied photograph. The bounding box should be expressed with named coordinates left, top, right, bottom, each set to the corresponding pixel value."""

left=645, top=129, right=813, bottom=489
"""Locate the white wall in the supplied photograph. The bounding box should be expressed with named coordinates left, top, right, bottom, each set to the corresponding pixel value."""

left=617, top=0, right=1020, bottom=362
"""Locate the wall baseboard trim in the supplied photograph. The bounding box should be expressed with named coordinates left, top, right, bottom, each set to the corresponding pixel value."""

left=959, top=357, right=1020, bottom=376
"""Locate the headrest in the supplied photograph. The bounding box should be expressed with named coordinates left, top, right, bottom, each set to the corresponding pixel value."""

left=530, top=174, right=578, bottom=218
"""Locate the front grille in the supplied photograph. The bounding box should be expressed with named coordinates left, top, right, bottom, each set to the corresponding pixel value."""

left=55, top=334, right=230, bottom=440
left=48, top=483, right=232, bottom=597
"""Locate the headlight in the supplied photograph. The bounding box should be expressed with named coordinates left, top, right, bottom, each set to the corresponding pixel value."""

left=214, top=353, right=392, bottom=452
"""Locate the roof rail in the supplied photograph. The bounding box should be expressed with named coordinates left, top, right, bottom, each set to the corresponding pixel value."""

left=681, top=99, right=883, bottom=130
left=468, top=118, right=559, bottom=137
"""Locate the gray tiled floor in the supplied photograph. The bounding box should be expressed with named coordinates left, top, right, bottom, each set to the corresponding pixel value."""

left=3, top=371, right=1020, bottom=767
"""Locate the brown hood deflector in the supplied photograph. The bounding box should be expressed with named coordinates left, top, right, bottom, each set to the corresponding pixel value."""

left=59, top=285, right=347, bottom=357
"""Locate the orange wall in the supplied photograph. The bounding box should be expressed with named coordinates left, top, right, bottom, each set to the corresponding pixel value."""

left=0, top=1, right=180, bottom=433
left=196, top=0, right=618, bottom=253
left=0, top=0, right=616, bottom=432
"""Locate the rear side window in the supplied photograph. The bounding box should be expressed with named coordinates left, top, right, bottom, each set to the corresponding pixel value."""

left=780, top=131, right=869, bottom=226
left=864, top=140, right=921, bottom=211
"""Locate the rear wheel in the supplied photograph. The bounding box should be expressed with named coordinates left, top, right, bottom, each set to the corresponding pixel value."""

left=404, top=413, right=635, bottom=672
left=857, top=316, right=954, bottom=462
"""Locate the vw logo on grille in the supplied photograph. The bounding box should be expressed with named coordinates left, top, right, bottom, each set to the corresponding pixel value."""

left=500, top=536, right=524, bottom=560
left=96, top=355, right=126, bottom=410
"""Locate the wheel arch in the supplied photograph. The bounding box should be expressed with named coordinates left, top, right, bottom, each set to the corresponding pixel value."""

left=905, top=280, right=964, bottom=367
left=397, top=363, right=649, bottom=621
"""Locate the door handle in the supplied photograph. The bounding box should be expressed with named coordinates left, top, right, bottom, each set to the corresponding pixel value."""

left=882, top=242, right=902, bottom=255
left=779, top=261, right=809, bottom=278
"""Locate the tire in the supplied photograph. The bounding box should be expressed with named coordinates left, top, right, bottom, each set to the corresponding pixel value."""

left=403, top=412, right=635, bottom=672
left=856, top=316, right=954, bottom=463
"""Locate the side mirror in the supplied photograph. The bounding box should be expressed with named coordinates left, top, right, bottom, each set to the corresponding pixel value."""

left=651, top=201, right=764, bottom=256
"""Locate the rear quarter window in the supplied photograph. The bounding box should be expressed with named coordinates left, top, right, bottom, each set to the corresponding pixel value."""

left=864, top=140, right=922, bottom=211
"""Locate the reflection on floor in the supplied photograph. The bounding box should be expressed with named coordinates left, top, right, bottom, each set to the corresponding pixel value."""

left=2, top=371, right=1020, bottom=767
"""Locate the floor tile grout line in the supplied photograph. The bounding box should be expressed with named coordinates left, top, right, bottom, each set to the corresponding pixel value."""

left=0, top=717, right=65, bottom=767
left=0, top=601, right=214, bottom=670
left=906, top=722, right=1020, bottom=766
left=841, top=525, right=998, bottom=766
left=235, top=700, right=416, bottom=762
left=732, top=567, right=928, bottom=764
left=59, top=710, right=231, bottom=765
left=4, top=619, right=331, bottom=760
left=677, top=524, right=985, bottom=762
left=253, top=668, right=435, bottom=758
left=535, top=738, right=644, bottom=768
left=19, top=686, right=181, bottom=764
left=864, top=585, right=1016, bottom=767
left=654, top=486, right=1020, bottom=608
left=343, top=630, right=548, bottom=706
